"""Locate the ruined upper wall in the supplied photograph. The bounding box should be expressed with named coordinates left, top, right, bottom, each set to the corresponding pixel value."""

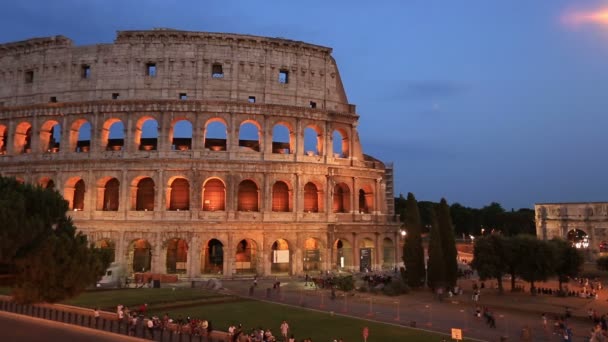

left=0, top=29, right=352, bottom=113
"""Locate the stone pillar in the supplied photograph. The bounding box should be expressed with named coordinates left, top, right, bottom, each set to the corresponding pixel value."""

left=351, top=177, right=357, bottom=214
left=86, top=170, right=94, bottom=213
left=129, top=185, right=138, bottom=211
left=352, top=233, right=358, bottom=273
left=375, top=233, right=381, bottom=271
left=117, top=231, right=126, bottom=265
left=152, top=232, right=162, bottom=274
left=6, top=120, right=15, bottom=154
left=120, top=170, right=128, bottom=215
left=294, top=173, right=301, bottom=214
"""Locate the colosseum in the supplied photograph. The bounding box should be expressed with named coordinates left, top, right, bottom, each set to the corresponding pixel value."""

left=0, top=29, right=399, bottom=278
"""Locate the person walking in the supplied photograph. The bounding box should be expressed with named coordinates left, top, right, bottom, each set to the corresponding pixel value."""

left=280, top=320, right=290, bottom=341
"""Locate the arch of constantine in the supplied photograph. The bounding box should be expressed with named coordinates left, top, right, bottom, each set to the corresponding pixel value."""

left=0, top=29, right=400, bottom=278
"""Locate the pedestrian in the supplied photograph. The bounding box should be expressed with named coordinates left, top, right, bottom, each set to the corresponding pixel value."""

left=280, top=320, right=290, bottom=340
left=147, top=317, right=154, bottom=339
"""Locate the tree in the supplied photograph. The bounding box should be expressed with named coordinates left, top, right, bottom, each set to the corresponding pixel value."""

left=402, top=193, right=425, bottom=288
left=471, top=234, right=508, bottom=293
left=516, top=235, right=557, bottom=295
left=426, top=210, right=445, bottom=289
left=550, top=238, right=583, bottom=292
left=0, top=177, right=109, bottom=303
left=436, top=198, right=458, bottom=288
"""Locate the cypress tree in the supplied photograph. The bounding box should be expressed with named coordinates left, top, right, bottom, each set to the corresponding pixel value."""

left=437, top=198, right=458, bottom=288
left=403, top=193, right=425, bottom=287
left=426, top=209, right=445, bottom=289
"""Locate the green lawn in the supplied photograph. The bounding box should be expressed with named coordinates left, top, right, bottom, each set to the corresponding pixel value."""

left=149, top=299, right=446, bottom=342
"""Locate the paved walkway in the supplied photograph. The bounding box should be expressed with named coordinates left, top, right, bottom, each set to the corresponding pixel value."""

left=221, top=276, right=605, bottom=341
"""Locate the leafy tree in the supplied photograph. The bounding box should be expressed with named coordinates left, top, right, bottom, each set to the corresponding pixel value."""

left=503, top=236, right=524, bottom=292
left=480, top=202, right=505, bottom=231
left=426, top=210, right=445, bottom=289
left=471, top=234, right=508, bottom=293
left=402, top=193, right=425, bottom=288
left=0, top=177, right=109, bottom=303
left=550, top=238, right=583, bottom=292
left=516, top=235, right=557, bottom=295
left=437, top=198, right=458, bottom=288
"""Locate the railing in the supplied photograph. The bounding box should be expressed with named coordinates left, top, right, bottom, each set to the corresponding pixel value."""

left=0, top=298, right=229, bottom=342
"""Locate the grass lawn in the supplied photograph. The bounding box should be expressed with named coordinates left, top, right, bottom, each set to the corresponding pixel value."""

left=149, top=299, right=447, bottom=342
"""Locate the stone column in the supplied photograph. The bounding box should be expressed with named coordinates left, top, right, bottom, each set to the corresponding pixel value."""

left=352, top=233, right=358, bottom=273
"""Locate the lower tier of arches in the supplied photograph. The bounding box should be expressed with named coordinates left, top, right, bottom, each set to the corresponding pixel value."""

left=82, top=223, right=402, bottom=277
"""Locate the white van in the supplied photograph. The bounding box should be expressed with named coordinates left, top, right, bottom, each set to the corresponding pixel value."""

left=97, top=262, right=127, bottom=288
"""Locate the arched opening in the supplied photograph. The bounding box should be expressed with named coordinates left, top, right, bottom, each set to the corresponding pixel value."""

left=359, top=238, right=375, bottom=272
left=201, top=239, right=224, bottom=274
left=70, top=120, right=91, bottom=152
left=382, top=238, right=395, bottom=270
left=73, top=179, right=85, bottom=210
left=39, top=177, right=55, bottom=190
left=238, top=180, right=259, bottom=211
left=95, top=239, right=116, bottom=263
left=166, top=238, right=188, bottom=274
left=272, top=181, right=290, bottom=212
left=172, top=119, right=192, bottom=151
left=129, top=239, right=152, bottom=273
left=272, top=123, right=291, bottom=154
left=169, top=178, right=190, bottom=210
left=235, top=239, right=257, bottom=274
left=239, top=121, right=260, bottom=152
left=303, top=238, right=321, bottom=272
left=136, top=177, right=155, bottom=211
left=40, top=120, right=61, bottom=153
left=304, top=182, right=320, bottom=213
left=102, top=178, right=120, bottom=211
left=359, top=189, right=372, bottom=213
left=332, top=129, right=349, bottom=158
left=333, top=183, right=350, bottom=213
left=303, top=126, right=322, bottom=156
left=271, top=239, right=290, bottom=274
left=202, top=178, right=225, bottom=211
left=334, top=239, right=353, bottom=270
left=137, top=117, right=158, bottom=151
left=0, top=125, right=7, bottom=154
left=204, top=119, right=227, bottom=151
left=104, top=120, right=124, bottom=151
left=14, top=122, right=32, bottom=154
left=567, top=229, right=589, bottom=249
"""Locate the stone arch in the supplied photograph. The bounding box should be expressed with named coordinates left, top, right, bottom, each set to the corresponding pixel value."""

left=38, top=177, right=55, bottom=190
left=235, top=238, right=258, bottom=274
left=69, top=118, right=91, bottom=152
left=102, top=118, right=125, bottom=151
left=270, top=238, right=291, bottom=274
left=127, top=239, right=152, bottom=273
left=271, top=121, right=294, bottom=154
left=39, top=119, right=61, bottom=153
left=133, top=177, right=155, bottom=211
left=201, top=238, right=225, bottom=274
left=171, top=118, right=193, bottom=151
left=165, top=238, right=189, bottom=274
left=567, top=228, right=589, bottom=249
left=303, top=237, right=322, bottom=272
left=238, top=120, right=261, bottom=152
left=95, top=238, right=116, bottom=263
left=65, top=177, right=85, bottom=210
left=358, top=184, right=374, bottom=213
left=99, top=177, right=120, bottom=211
left=13, top=121, right=32, bottom=154
left=333, top=182, right=351, bottom=213
left=272, top=180, right=291, bottom=212
left=204, top=117, right=228, bottom=151
left=0, top=124, right=7, bottom=154
left=332, top=127, right=349, bottom=158
left=135, top=115, right=159, bottom=151
left=358, top=237, right=375, bottom=272
left=238, top=179, right=259, bottom=211
left=303, top=124, right=323, bottom=156
left=303, top=181, right=323, bottom=213
left=168, top=177, right=190, bottom=210
left=202, top=178, right=226, bottom=211
left=333, top=238, right=353, bottom=270
left=382, top=237, right=395, bottom=269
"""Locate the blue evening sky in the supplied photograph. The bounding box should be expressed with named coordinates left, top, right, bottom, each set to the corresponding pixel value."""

left=2, top=0, right=608, bottom=210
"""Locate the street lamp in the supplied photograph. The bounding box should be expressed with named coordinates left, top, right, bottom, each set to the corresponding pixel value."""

left=400, top=229, right=407, bottom=238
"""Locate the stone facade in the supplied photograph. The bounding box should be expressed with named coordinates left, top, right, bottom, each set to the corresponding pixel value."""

left=535, top=202, right=608, bottom=253
left=0, top=29, right=400, bottom=278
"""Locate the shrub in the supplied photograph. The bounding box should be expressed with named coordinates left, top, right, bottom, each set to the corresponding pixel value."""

left=335, top=275, right=354, bottom=292
left=382, top=278, right=410, bottom=296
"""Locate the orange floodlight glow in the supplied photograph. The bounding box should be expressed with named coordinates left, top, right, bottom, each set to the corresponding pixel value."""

left=563, top=8, right=608, bottom=27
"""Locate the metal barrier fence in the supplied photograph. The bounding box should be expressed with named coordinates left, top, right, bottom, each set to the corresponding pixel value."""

left=0, top=299, right=224, bottom=341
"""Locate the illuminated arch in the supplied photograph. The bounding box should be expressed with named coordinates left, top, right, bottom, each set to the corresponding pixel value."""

left=238, top=179, right=259, bottom=211
left=202, top=178, right=226, bottom=211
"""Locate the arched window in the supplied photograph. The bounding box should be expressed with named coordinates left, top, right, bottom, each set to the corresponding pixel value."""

left=332, top=130, right=348, bottom=158
left=103, top=178, right=120, bottom=211
left=239, top=121, right=260, bottom=152
left=14, top=122, right=32, bottom=154
left=272, top=124, right=291, bottom=154
left=106, top=120, right=124, bottom=151
left=204, top=120, right=227, bottom=151
left=304, top=126, right=322, bottom=156
left=272, top=181, right=289, bottom=212
left=136, top=178, right=155, bottom=211
left=40, top=121, right=61, bottom=153
left=172, top=120, right=192, bottom=151
left=73, top=179, right=85, bottom=210
left=169, top=178, right=190, bottom=210
left=0, top=125, right=7, bottom=154
left=238, top=180, right=259, bottom=211
left=333, top=183, right=350, bottom=213
left=70, top=120, right=91, bottom=152
left=138, top=118, right=158, bottom=151
left=359, top=189, right=369, bottom=213
left=304, top=182, right=319, bottom=213
left=166, top=238, right=188, bottom=274
left=203, top=179, right=225, bottom=211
